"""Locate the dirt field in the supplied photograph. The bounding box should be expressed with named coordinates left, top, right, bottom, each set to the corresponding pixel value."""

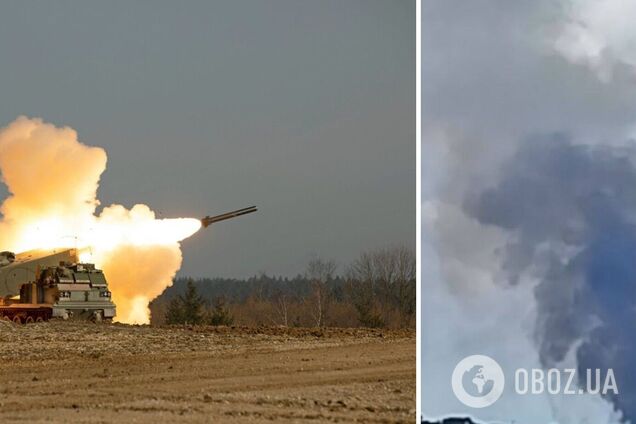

left=0, top=322, right=415, bottom=423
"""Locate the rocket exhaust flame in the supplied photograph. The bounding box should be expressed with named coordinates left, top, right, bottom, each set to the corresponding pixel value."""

left=0, top=116, right=203, bottom=324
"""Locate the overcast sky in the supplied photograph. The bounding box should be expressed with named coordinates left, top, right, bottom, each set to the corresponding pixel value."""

left=424, top=1, right=636, bottom=422
left=0, top=0, right=415, bottom=278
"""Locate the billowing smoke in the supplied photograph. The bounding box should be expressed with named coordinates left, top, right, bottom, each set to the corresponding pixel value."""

left=553, top=0, right=636, bottom=82
left=465, top=134, right=636, bottom=421
left=0, top=117, right=201, bottom=323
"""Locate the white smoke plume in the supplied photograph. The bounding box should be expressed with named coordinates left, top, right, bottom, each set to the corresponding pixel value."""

left=423, top=131, right=626, bottom=423
left=0, top=116, right=201, bottom=323
left=553, top=0, right=636, bottom=82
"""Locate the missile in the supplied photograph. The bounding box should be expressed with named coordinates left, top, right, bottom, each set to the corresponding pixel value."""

left=201, top=206, right=257, bottom=228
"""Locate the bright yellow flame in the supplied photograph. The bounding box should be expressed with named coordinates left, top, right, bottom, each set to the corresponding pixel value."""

left=78, top=250, right=92, bottom=263
left=0, top=117, right=203, bottom=324
left=12, top=208, right=201, bottom=254
left=128, top=296, right=153, bottom=325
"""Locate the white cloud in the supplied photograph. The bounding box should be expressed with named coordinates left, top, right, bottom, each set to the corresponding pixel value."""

left=422, top=200, right=552, bottom=422
left=554, top=0, right=636, bottom=81
left=421, top=200, right=624, bottom=423
left=423, top=2, right=636, bottom=420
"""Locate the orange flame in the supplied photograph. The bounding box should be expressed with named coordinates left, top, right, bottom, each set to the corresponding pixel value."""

left=0, top=117, right=201, bottom=323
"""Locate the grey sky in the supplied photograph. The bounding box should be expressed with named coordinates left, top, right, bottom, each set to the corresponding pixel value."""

left=0, top=0, right=415, bottom=278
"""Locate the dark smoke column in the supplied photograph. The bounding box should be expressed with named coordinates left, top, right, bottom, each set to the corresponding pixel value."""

left=464, top=135, right=636, bottom=422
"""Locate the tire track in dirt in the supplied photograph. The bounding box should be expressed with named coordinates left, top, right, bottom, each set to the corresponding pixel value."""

left=0, top=323, right=415, bottom=423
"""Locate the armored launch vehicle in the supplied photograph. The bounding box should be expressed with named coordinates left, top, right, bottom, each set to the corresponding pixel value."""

left=0, top=249, right=115, bottom=323
left=0, top=206, right=257, bottom=324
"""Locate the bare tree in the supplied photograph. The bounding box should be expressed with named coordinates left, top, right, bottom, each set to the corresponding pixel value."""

left=347, top=252, right=384, bottom=328
left=306, top=257, right=337, bottom=327
left=272, top=289, right=290, bottom=327
left=347, top=246, right=415, bottom=328
left=394, top=246, right=416, bottom=326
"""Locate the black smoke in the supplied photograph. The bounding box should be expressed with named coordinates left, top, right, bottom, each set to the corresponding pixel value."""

left=465, top=134, right=636, bottom=420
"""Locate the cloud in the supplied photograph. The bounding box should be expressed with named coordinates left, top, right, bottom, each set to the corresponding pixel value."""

left=422, top=1, right=636, bottom=421
left=422, top=199, right=623, bottom=423
left=465, top=135, right=636, bottom=421
left=554, top=0, right=636, bottom=81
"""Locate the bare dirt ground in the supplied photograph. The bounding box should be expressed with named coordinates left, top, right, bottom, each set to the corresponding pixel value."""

left=0, top=322, right=415, bottom=423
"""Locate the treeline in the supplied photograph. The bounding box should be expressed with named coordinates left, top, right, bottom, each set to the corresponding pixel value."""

left=149, top=245, right=415, bottom=329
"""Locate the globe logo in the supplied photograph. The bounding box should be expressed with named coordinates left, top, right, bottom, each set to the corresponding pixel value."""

left=462, top=364, right=495, bottom=397
left=452, top=355, right=505, bottom=408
